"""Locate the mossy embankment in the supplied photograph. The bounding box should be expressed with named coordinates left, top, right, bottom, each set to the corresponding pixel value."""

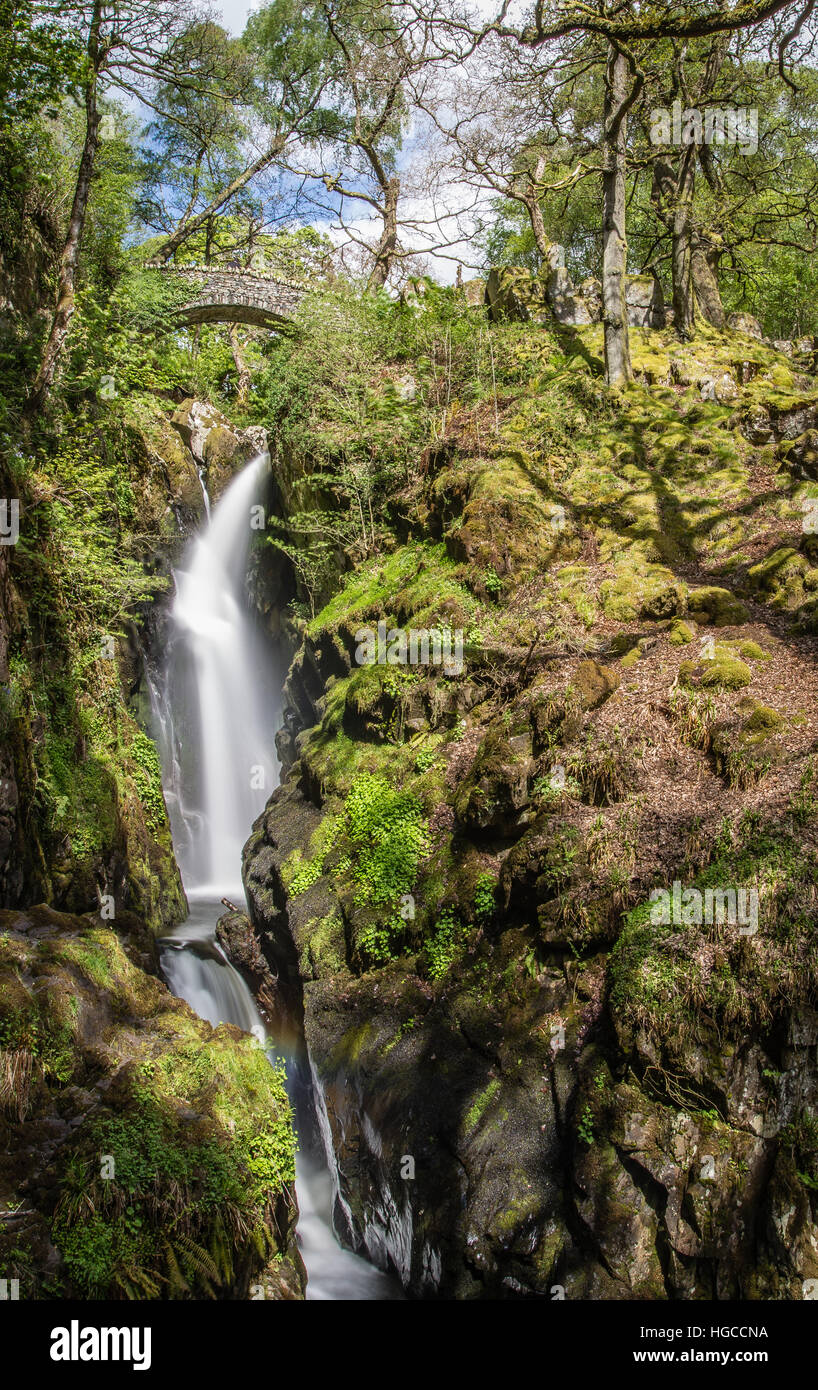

left=0, top=385, right=278, bottom=931
left=241, top=289, right=818, bottom=1297
left=0, top=904, right=301, bottom=1299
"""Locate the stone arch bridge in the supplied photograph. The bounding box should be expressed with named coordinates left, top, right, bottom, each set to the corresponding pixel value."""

left=146, top=263, right=305, bottom=329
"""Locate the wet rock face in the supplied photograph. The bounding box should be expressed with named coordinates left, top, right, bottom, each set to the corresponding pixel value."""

left=246, top=773, right=818, bottom=1299
left=0, top=905, right=303, bottom=1299
left=171, top=399, right=268, bottom=503
left=0, top=548, right=22, bottom=904
left=245, top=787, right=579, bottom=1297
left=216, top=907, right=282, bottom=1024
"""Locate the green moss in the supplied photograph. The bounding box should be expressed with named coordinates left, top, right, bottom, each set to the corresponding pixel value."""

left=600, top=564, right=686, bottom=622
left=463, top=1077, right=500, bottom=1134
left=303, top=911, right=347, bottom=975
left=307, top=542, right=475, bottom=640
left=747, top=546, right=809, bottom=610
left=687, top=586, right=749, bottom=627
left=556, top=565, right=597, bottom=628
left=680, top=643, right=752, bottom=690
left=712, top=700, right=786, bottom=788
left=669, top=619, right=696, bottom=645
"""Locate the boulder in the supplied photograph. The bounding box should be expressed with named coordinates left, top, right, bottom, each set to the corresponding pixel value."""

left=699, top=372, right=739, bottom=403
left=777, top=429, right=818, bottom=478
left=485, top=266, right=548, bottom=323
left=462, top=277, right=486, bottom=308
left=625, top=275, right=664, bottom=328
left=727, top=311, right=764, bottom=339
left=485, top=264, right=603, bottom=328
left=546, top=266, right=596, bottom=325
left=216, top=907, right=281, bottom=1022
left=687, top=586, right=749, bottom=627
left=578, top=276, right=603, bottom=320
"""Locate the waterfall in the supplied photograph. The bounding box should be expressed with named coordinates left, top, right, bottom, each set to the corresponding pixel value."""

left=165, top=454, right=277, bottom=897
left=151, top=454, right=398, bottom=1301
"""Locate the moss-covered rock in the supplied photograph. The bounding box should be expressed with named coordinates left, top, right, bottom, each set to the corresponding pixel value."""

left=680, top=643, right=753, bottom=690
left=712, top=699, right=787, bottom=787
left=454, top=714, right=535, bottom=835
left=600, top=564, right=687, bottom=621
left=748, top=545, right=811, bottom=611
left=687, top=585, right=749, bottom=627
left=669, top=618, right=696, bottom=645
left=0, top=905, right=302, bottom=1300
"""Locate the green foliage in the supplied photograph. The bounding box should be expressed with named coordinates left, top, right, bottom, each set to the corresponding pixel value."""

left=282, top=848, right=324, bottom=897
left=414, top=746, right=438, bottom=773
left=0, top=1, right=83, bottom=128
left=129, top=730, right=166, bottom=833
left=260, top=285, right=498, bottom=607
left=17, top=419, right=165, bottom=632
left=473, top=872, right=497, bottom=922
left=425, top=908, right=462, bottom=981
left=483, top=566, right=503, bottom=600
left=341, top=772, right=428, bottom=907
left=51, top=1031, right=296, bottom=1298
left=357, top=916, right=403, bottom=967
left=577, top=1104, right=595, bottom=1146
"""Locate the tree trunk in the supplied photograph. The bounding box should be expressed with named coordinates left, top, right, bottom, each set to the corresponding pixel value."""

left=691, top=235, right=725, bottom=327
left=671, top=144, right=697, bottom=338
left=27, top=4, right=103, bottom=412
left=367, top=176, right=400, bottom=290
left=529, top=196, right=551, bottom=261
left=527, top=155, right=552, bottom=262
left=602, top=45, right=632, bottom=387
left=229, top=325, right=251, bottom=406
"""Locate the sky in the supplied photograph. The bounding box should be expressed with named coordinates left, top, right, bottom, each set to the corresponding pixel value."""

left=218, top=0, right=258, bottom=35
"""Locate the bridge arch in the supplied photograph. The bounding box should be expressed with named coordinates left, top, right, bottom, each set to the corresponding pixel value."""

left=147, top=264, right=304, bottom=329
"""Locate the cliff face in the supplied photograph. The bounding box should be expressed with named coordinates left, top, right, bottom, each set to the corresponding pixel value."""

left=241, top=319, right=818, bottom=1298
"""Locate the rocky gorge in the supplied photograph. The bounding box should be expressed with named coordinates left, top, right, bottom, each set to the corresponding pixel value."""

left=3, top=253, right=818, bottom=1301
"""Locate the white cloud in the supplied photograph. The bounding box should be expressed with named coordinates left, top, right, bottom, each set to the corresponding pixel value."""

left=217, top=0, right=259, bottom=36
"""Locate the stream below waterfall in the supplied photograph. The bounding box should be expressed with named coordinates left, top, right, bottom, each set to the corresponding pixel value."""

left=149, top=455, right=399, bottom=1300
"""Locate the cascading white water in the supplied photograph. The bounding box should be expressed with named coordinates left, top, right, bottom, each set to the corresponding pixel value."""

left=168, top=454, right=276, bottom=896
left=153, top=455, right=398, bottom=1300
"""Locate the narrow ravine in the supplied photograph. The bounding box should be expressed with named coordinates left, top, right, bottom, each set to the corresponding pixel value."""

left=150, top=455, right=398, bottom=1300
